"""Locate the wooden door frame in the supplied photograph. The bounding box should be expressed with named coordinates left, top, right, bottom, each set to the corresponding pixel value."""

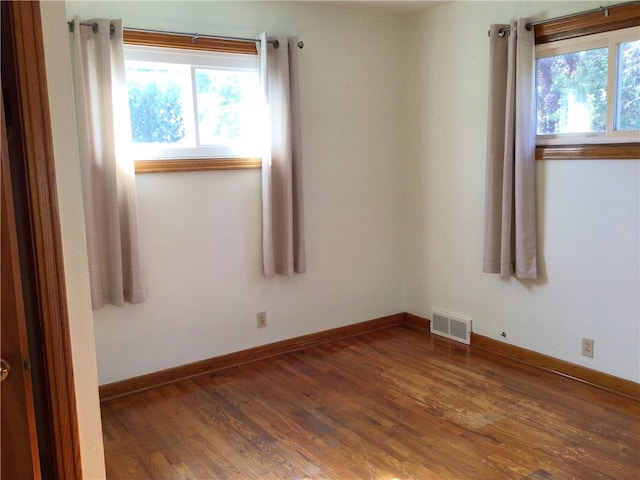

left=1, top=78, right=43, bottom=480
left=2, top=1, right=82, bottom=478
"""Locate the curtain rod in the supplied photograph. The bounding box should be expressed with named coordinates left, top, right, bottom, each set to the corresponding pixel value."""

left=67, top=21, right=304, bottom=49
left=488, top=0, right=639, bottom=37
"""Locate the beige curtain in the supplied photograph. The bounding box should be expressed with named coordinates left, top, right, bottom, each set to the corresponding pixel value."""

left=71, top=17, right=147, bottom=308
left=483, top=19, right=537, bottom=280
left=258, top=33, right=306, bottom=278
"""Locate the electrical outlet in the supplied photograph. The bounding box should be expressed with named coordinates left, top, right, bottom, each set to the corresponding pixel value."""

left=582, top=338, right=594, bottom=358
left=256, top=311, right=267, bottom=329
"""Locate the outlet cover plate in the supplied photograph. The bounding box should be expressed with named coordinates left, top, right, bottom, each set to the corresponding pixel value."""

left=257, top=311, right=267, bottom=328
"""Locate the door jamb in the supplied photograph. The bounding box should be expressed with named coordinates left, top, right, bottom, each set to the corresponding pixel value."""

left=2, top=2, right=83, bottom=477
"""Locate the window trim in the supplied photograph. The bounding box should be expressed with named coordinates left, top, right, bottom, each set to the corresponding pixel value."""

left=123, top=29, right=258, bottom=55
left=536, top=143, right=639, bottom=161
left=123, top=30, right=261, bottom=173
left=135, top=157, right=262, bottom=173
left=534, top=2, right=640, bottom=160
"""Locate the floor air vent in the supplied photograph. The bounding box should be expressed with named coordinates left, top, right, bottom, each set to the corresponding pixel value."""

left=430, top=310, right=472, bottom=345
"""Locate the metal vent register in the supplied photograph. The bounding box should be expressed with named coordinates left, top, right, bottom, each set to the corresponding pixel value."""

left=430, top=309, right=472, bottom=345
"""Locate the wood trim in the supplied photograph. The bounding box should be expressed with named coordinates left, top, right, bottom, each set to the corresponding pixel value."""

left=536, top=143, right=640, bottom=160
left=123, top=29, right=258, bottom=55
left=403, top=312, right=430, bottom=332
left=1, top=80, right=42, bottom=480
left=472, top=333, right=640, bottom=401
left=100, top=311, right=640, bottom=403
left=3, top=2, right=82, bottom=478
left=99, top=313, right=405, bottom=401
left=135, top=157, right=262, bottom=174
left=404, top=314, right=639, bottom=401
left=534, top=3, right=640, bottom=44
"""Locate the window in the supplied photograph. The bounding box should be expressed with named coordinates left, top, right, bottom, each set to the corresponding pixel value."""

left=123, top=31, right=263, bottom=172
left=535, top=27, right=639, bottom=146
left=533, top=2, right=639, bottom=160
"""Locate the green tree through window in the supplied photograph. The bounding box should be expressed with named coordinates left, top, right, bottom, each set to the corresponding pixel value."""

left=127, top=72, right=185, bottom=143
left=618, top=39, right=640, bottom=131
left=195, top=69, right=252, bottom=144
left=536, top=48, right=608, bottom=135
left=124, top=43, right=262, bottom=162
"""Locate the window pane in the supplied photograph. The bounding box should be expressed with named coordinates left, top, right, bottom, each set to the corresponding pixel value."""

left=194, top=68, right=262, bottom=149
left=616, top=39, right=640, bottom=131
left=126, top=61, right=190, bottom=144
left=536, top=47, right=608, bottom=135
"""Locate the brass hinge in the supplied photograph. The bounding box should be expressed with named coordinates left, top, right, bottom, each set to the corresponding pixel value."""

left=23, top=357, right=31, bottom=376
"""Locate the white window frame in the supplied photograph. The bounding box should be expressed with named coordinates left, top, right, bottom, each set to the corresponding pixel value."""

left=535, top=26, right=639, bottom=146
left=124, top=44, right=262, bottom=160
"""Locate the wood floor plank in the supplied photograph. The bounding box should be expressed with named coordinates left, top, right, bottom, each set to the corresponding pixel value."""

left=101, top=327, right=640, bottom=479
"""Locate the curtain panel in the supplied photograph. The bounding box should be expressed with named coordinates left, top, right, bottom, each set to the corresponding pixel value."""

left=483, top=19, right=538, bottom=280
left=71, top=17, right=147, bottom=308
left=258, top=33, right=306, bottom=278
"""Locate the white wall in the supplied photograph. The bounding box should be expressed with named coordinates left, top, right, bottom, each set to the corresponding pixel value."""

left=40, top=2, right=106, bottom=478
left=57, top=0, right=639, bottom=387
left=65, top=1, right=407, bottom=384
left=404, top=1, right=639, bottom=382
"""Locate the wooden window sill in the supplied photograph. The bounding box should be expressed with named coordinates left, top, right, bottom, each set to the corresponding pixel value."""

left=536, top=144, right=640, bottom=161
left=134, top=158, right=262, bottom=174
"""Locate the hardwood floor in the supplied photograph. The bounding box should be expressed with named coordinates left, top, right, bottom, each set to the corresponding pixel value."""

left=101, top=326, right=640, bottom=479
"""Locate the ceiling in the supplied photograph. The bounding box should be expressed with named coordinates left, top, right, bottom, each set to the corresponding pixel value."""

left=320, top=1, right=446, bottom=16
